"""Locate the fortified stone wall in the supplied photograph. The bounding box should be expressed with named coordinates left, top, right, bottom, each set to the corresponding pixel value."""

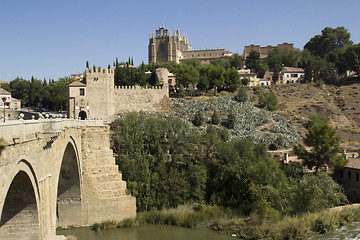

left=113, top=85, right=169, bottom=113
left=68, top=67, right=170, bottom=121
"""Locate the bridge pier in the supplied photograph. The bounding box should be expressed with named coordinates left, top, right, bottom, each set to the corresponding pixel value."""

left=0, top=119, right=136, bottom=239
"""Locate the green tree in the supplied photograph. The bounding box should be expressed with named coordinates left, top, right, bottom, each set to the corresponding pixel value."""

left=182, top=58, right=201, bottom=69
left=43, top=77, right=75, bottom=111
left=224, top=67, right=241, bottom=92
left=304, top=26, right=352, bottom=59
left=257, top=92, right=278, bottom=111
left=9, top=78, right=31, bottom=106
left=294, top=115, right=347, bottom=172
left=193, top=110, right=204, bottom=126
left=342, top=44, right=360, bottom=75
left=211, top=110, right=220, bottom=125
left=235, top=86, right=248, bottom=102
left=174, top=64, right=199, bottom=88
left=245, top=51, right=260, bottom=70
left=229, top=54, right=244, bottom=69
left=255, top=60, right=269, bottom=78
left=114, top=66, right=146, bottom=86
left=226, top=112, right=236, bottom=129
left=292, top=173, right=347, bottom=213
left=86, top=61, right=89, bottom=69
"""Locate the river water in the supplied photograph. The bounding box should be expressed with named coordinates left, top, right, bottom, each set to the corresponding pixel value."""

left=309, top=222, right=360, bottom=240
left=57, top=224, right=235, bottom=240
left=58, top=222, right=360, bottom=240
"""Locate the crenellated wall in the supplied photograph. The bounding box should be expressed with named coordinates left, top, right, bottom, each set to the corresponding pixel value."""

left=67, top=67, right=169, bottom=121
left=113, top=84, right=169, bottom=113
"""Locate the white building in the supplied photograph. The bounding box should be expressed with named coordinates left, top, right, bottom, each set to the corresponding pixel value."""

left=280, top=67, right=305, bottom=84
left=0, top=88, right=21, bottom=110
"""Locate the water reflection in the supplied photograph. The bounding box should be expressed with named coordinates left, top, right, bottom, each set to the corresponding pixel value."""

left=57, top=224, right=235, bottom=240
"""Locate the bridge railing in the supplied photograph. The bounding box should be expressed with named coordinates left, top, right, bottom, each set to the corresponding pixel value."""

left=0, top=119, right=105, bottom=144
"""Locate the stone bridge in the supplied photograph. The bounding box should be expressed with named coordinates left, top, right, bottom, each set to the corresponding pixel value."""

left=0, top=119, right=136, bottom=239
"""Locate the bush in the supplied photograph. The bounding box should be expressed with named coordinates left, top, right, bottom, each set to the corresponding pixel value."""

left=236, top=86, right=248, bottom=102
left=193, top=110, right=204, bottom=126
left=211, top=110, right=220, bottom=125
left=315, top=79, right=324, bottom=88
left=226, top=112, right=236, bottom=129
left=257, top=92, right=278, bottom=111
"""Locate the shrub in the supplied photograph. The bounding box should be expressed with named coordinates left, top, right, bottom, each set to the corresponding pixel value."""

left=193, top=110, right=204, bottom=126
left=226, top=112, right=236, bottom=129
left=236, top=86, right=248, bottom=102
left=315, top=79, right=324, bottom=88
left=211, top=110, right=220, bottom=125
left=257, top=92, right=278, bottom=111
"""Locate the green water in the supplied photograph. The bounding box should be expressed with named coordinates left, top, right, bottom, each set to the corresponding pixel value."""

left=309, top=222, right=360, bottom=240
left=57, top=224, right=235, bottom=240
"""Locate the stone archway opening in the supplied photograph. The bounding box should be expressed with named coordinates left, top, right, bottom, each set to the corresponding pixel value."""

left=78, top=111, right=87, bottom=120
left=56, top=142, right=82, bottom=227
left=0, top=171, right=40, bottom=240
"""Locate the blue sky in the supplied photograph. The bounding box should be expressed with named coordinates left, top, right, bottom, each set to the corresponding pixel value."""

left=0, top=0, right=359, bottom=82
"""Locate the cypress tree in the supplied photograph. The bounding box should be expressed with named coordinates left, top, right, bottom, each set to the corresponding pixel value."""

left=236, top=86, right=248, bottom=102
left=86, top=61, right=89, bottom=69
left=211, top=110, right=220, bottom=125
left=193, top=110, right=204, bottom=126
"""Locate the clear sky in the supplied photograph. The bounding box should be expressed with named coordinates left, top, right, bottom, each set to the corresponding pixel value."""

left=0, top=0, right=359, bottom=82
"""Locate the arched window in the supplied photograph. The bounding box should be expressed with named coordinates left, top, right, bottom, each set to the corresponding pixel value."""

left=348, top=171, right=352, bottom=180
left=356, top=172, right=359, bottom=181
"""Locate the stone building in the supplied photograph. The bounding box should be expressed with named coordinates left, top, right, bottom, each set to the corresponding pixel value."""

left=67, top=68, right=169, bottom=121
left=280, top=67, right=305, bottom=84
left=0, top=88, right=21, bottom=110
left=148, top=26, right=233, bottom=64
left=336, top=154, right=360, bottom=202
left=243, top=43, right=294, bottom=59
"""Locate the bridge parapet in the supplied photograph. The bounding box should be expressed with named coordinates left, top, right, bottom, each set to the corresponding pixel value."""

left=0, top=119, right=105, bottom=145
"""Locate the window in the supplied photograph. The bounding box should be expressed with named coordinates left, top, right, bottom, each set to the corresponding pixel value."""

left=159, top=43, right=165, bottom=52
left=357, top=172, right=359, bottom=181
left=80, top=88, right=85, bottom=96
left=290, top=73, right=298, bottom=78
left=348, top=171, right=352, bottom=180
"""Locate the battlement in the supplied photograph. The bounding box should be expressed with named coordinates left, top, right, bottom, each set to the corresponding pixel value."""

left=85, top=68, right=115, bottom=75
left=115, top=85, right=165, bottom=90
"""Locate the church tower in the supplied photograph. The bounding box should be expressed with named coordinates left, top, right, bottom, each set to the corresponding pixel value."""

left=148, top=26, right=192, bottom=64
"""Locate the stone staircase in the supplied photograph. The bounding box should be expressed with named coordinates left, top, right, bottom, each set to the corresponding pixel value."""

left=79, top=126, right=136, bottom=224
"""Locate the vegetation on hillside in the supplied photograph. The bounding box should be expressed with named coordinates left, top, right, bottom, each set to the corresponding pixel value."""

left=294, top=115, right=348, bottom=172
left=111, top=112, right=347, bottom=217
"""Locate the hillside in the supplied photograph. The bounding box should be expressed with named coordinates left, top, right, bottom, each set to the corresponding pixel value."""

left=264, top=80, right=360, bottom=152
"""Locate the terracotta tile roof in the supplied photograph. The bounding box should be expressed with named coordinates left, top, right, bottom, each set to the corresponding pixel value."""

left=346, top=158, right=360, bottom=170
left=0, top=88, right=11, bottom=95
left=68, top=81, right=86, bottom=87
left=282, top=67, right=305, bottom=73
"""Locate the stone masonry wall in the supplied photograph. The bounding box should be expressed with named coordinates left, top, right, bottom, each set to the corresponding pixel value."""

left=80, top=125, right=136, bottom=224
left=113, top=85, right=169, bottom=114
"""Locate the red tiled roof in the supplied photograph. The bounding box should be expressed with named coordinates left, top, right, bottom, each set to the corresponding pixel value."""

left=346, top=158, right=360, bottom=170
left=0, top=88, right=11, bottom=95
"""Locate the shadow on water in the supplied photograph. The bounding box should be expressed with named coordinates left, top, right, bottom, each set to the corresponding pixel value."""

left=57, top=224, right=235, bottom=240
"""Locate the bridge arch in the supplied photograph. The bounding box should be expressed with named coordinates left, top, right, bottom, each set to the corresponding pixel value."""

left=0, top=160, right=41, bottom=240
left=56, top=136, right=83, bottom=226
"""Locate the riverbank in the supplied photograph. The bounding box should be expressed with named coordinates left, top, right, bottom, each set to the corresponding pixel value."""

left=89, top=204, right=360, bottom=239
